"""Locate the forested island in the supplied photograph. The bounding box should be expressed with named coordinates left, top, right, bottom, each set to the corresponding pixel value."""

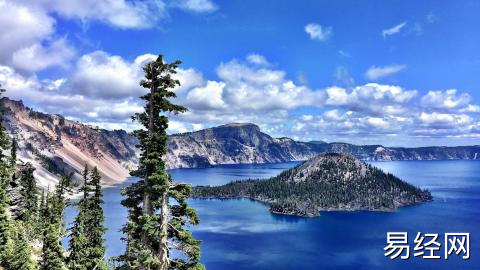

left=193, top=153, right=432, bottom=217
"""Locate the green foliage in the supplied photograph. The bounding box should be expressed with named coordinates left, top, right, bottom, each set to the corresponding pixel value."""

left=0, top=84, right=14, bottom=268
left=119, top=55, right=203, bottom=270
left=8, top=222, right=38, bottom=270
left=86, top=167, right=107, bottom=270
left=68, top=165, right=107, bottom=270
left=40, top=175, right=72, bottom=270
left=17, top=163, right=40, bottom=235
left=67, top=165, right=90, bottom=270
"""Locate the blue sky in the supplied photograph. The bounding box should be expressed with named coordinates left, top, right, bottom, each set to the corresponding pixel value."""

left=1, top=0, right=479, bottom=147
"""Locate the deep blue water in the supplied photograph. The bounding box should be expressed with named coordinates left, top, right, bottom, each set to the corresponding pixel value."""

left=66, top=160, right=480, bottom=269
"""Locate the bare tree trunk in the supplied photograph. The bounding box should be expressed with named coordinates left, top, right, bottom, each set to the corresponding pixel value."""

left=158, top=193, right=169, bottom=270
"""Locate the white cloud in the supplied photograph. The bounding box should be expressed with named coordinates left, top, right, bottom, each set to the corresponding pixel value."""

left=64, top=50, right=205, bottom=101
left=421, top=89, right=479, bottom=112
left=69, top=51, right=147, bottom=100
left=246, top=54, right=270, bottom=66
left=174, top=0, right=218, bottom=13
left=27, top=0, right=168, bottom=29
left=325, top=87, right=349, bottom=105
left=305, top=23, right=333, bottom=42
left=418, top=112, right=473, bottom=129
left=0, top=0, right=219, bottom=74
left=0, top=1, right=54, bottom=62
left=11, top=38, right=76, bottom=72
left=0, top=0, right=73, bottom=72
left=382, top=21, right=407, bottom=38
left=323, top=110, right=345, bottom=122
left=365, top=64, right=406, bottom=80
left=365, top=117, right=389, bottom=129
left=215, top=57, right=326, bottom=111
left=186, top=81, right=226, bottom=110
left=174, top=67, right=206, bottom=93
left=326, top=83, right=417, bottom=114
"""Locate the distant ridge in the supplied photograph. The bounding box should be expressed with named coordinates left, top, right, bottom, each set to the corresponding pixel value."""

left=1, top=97, right=479, bottom=187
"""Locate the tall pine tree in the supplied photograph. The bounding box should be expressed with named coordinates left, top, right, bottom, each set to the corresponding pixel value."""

left=17, top=163, right=39, bottom=232
left=40, top=175, right=72, bottom=270
left=67, top=165, right=90, bottom=270
left=9, top=222, right=38, bottom=270
left=0, top=84, right=14, bottom=268
left=86, top=167, right=107, bottom=270
left=119, top=56, right=204, bottom=270
left=68, top=166, right=107, bottom=270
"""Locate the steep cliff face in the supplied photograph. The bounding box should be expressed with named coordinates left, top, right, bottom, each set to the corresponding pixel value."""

left=167, top=123, right=301, bottom=168
left=1, top=97, right=139, bottom=188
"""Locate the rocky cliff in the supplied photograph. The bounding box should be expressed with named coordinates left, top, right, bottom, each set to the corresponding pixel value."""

left=1, top=97, right=138, bottom=188
left=168, top=123, right=480, bottom=168
left=2, top=97, right=479, bottom=188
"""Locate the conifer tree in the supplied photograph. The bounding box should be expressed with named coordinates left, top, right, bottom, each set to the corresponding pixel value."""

left=86, top=167, right=107, bottom=270
left=18, top=163, right=39, bottom=231
left=119, top=56, right=204, bottom=270
left=68, top=166, right=107, bottom=270
left=9, top=222, right=38, bottom=270
left=67, top=165, right=90, bottom=270
left=9, top=139, right=17, bottom=187
left=40, top=175, right=71, bottom=270
left=0, top=84, right=13, bottom=268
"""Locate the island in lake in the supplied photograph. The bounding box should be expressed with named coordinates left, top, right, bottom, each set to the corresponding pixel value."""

left=193, top=153, right=432, bottom=217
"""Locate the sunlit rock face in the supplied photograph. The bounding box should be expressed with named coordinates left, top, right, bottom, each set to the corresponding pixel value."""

left=1, top=97, right=138, bottom=188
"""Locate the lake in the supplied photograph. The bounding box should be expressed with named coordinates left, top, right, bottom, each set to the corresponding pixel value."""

left=66, top=160, right=480, bottom=269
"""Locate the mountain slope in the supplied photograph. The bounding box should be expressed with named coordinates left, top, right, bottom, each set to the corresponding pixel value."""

left=1, top=98, right=138, bottom=188
left=193, top=153, right=433, bottom=216
left=166, top=123, right=326, bottom=168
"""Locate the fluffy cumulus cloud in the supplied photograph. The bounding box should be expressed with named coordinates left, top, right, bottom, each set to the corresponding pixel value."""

left=421, top=89, right=480, bottom=113
left=325, top=83, right=417, bottom=115
left=11, top=38, right=76, bottom=72
left=305, top=23, right=333, bottom=42
left=0, top=0, right=75, bottom=72
left=22, top=0, right=167, bottom=29
left=365, top=64, right=406, bottom=80
left=213, top=58, right=326, bottom=111
left=68, top=51, right=153, bottom=100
